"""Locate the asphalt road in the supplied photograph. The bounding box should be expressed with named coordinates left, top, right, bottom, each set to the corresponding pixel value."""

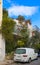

left=11, top=58, right=40, bottom=65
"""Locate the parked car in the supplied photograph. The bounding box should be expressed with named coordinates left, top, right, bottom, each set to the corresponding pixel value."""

left=14, top=48, right=38, bottom=63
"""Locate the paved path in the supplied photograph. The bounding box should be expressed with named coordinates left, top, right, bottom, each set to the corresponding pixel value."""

left=12, top=58, right=40, bottom=65
left=0, top=60, right=13, bottom=65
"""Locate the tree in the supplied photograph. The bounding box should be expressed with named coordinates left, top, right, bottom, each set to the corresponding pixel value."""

left=17, top=40, right=24, bottom=47
left=3, top=8, right=8, bottom=18
left=34, top=44, right=40, bottom=49
left=15, top=19, right=31, bottom=47
left=17, top=15, right=25, bottom=22
left=2, top=9, right=16, bottom=53
left=2, top=9, right=16, bottom=41
left=2, top=18, right=15, bottom=52
left=32, top=30, right=40, bottom=43
left=19, top=25, right=29, bottom=47
left=2, top=18, right=15, bottom=40
left=30, top=29, right=40, bottom=49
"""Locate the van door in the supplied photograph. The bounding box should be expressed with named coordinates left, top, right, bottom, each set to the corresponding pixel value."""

left=30, top=50, right=36, bottom=60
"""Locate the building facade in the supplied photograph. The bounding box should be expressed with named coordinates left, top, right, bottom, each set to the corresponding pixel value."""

left=14, top=19, right=33, bottom=37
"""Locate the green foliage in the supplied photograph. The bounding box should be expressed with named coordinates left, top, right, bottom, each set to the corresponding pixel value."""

left=6, top=40, right=15, bottom=53
left=20, top=26, right=29, bottom=37
left=2, top=9, right=16, bottom=53
left=35, top=44, right=40, bottom=49
left=17, top=15, right=25, bottom=21
left=2, top=17, right=15, bottom=40
left=20, top=25, right=29, bottom=46
left=17, top=40, right=24, bottom=47
left=30, top=30, right=40, bottom=49
left=3, top=8, right=8, bottom=18
left=2, top=9, right=32, bottom=53
left=2, top=17, right=16, bottom=53
left=31, top=30, right=40, bottom=45
left=31, top=43, right=40, bottom=49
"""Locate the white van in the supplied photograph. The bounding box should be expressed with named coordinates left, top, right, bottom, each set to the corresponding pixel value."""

left=14, top=48, right=38, bottom=62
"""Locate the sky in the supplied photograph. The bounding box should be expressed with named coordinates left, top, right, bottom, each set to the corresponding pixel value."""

left=3, top=0, right=40, bottom=28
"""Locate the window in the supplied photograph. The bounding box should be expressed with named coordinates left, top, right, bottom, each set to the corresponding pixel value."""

left=15, top=49, right=26, bottom=54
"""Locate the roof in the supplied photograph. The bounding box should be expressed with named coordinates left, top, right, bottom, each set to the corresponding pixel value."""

left=17, top=47, right=34, bottom=50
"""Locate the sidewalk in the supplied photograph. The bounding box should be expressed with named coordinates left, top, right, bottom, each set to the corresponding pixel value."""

left=0, top=60, right=13, bottom=65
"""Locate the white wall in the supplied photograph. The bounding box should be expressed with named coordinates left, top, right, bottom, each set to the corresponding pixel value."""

left=0, top=34, right=5, bottom=61
left=14, top=19, right=33, bottom=37
left=0, top=0, right=5, bottom=61
left=27, top=23, right=32, bottom=38
left=0, top=0, right=2, bottom=27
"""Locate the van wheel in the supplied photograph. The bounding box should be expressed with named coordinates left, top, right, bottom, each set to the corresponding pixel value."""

left=28, top=58, right=31, bottom=63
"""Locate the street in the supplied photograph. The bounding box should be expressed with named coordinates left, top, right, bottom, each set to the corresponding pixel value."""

left=0, top=58, right=40, bottom=65
left=11, top=58, right=40, bottom=65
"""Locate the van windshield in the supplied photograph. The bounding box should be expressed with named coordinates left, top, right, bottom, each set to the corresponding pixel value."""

left=15, top=49, right=26, bottom=54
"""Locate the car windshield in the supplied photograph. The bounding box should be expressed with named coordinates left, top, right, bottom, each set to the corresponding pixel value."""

left=15, top=49, right=26, bottom=54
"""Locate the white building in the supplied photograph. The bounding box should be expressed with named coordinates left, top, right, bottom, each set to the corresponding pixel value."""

left=14, top=19, right=32, bottom=37
left=25, top=20, right=32, bottom=37
left=0, top=0, right=5, bottom=61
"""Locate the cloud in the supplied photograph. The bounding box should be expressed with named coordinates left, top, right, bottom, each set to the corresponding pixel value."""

left=8, top=5, right=39, bottom=17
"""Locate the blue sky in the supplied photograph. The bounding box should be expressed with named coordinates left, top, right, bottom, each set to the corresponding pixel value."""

left=3, top=0, right=40, bottom=28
